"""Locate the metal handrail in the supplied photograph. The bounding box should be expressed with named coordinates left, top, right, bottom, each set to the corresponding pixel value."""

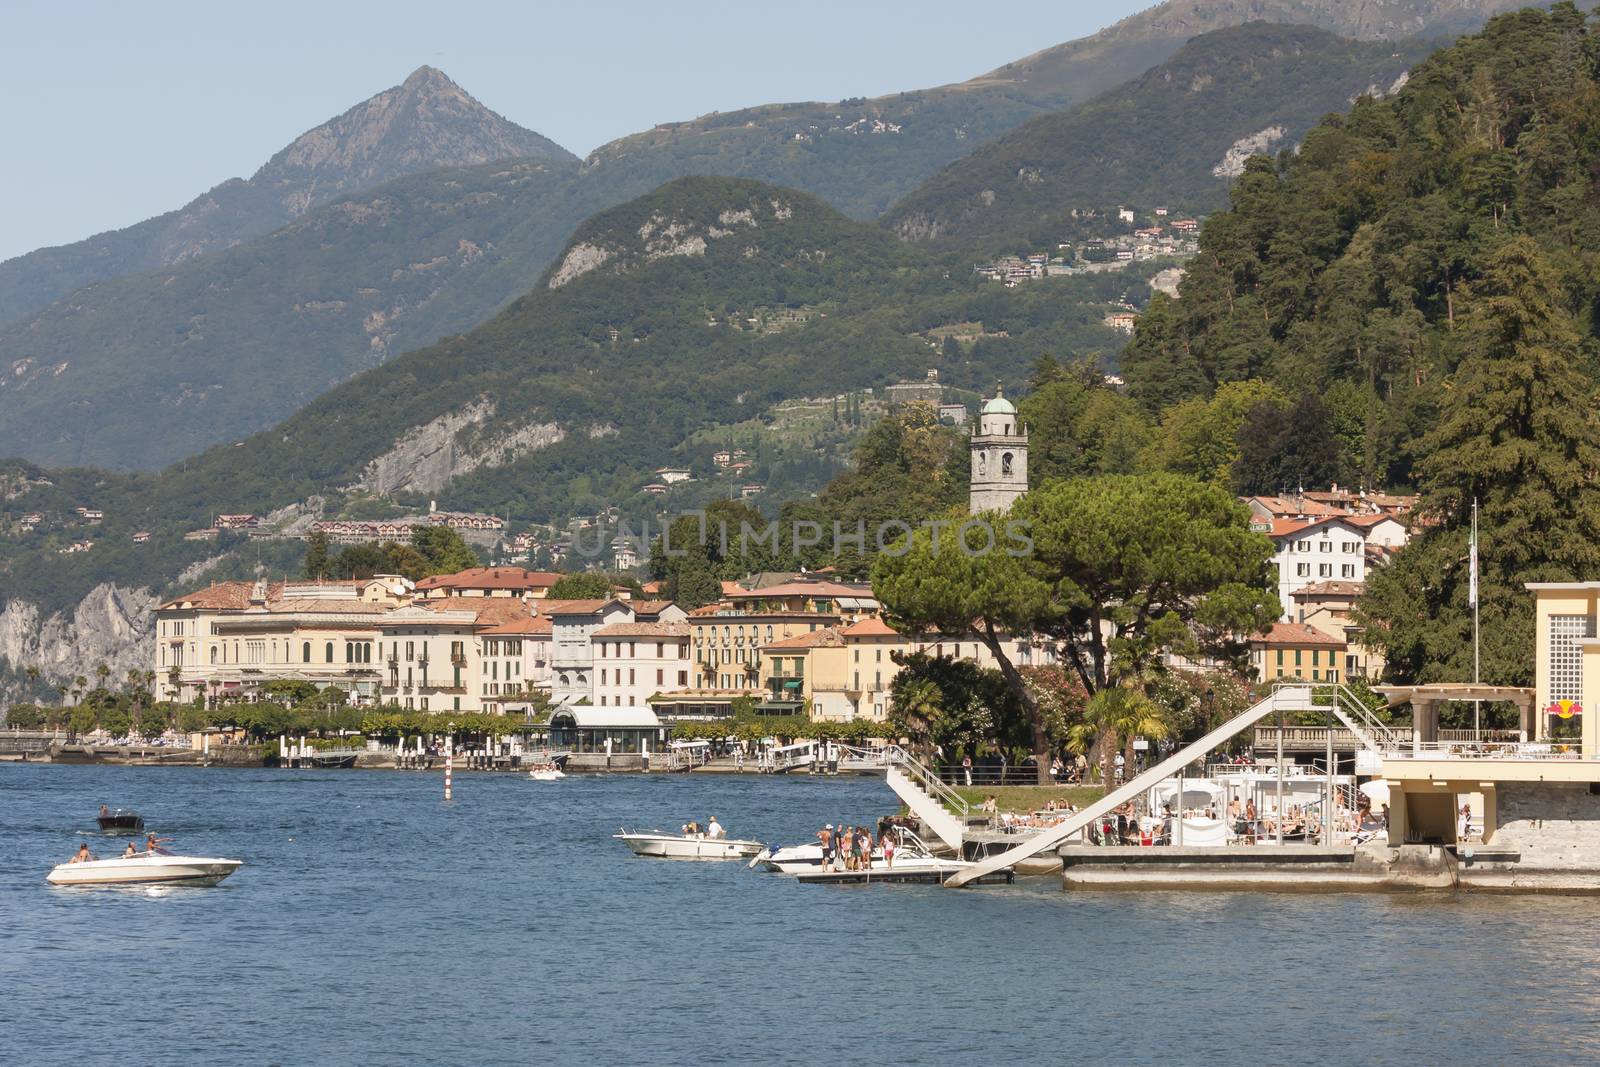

left=883, top=745, right=970, bottom=822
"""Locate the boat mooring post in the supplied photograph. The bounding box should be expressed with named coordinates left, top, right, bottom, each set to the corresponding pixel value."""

left=445, top=729, right=454, bottom=801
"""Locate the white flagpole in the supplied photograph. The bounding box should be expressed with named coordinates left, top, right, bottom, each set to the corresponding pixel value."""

left=1471, top=498, right=1480, bottom=738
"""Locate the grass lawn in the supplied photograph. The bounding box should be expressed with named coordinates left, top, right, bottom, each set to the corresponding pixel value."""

left=952, top=785, right=1105, bottom=813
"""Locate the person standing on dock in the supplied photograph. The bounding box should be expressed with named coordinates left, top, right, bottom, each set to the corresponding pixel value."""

left=818, top=824, right=834, bottom=870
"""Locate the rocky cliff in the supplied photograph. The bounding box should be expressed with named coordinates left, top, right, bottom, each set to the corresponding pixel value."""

left=0, top=584, right=156, bottom=706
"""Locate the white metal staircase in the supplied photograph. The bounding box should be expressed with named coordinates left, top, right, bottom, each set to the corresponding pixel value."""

left=943, top=684, right=1320, bottom=888
left=883, top=747, right=969, bottom=851
left=1327, top=682, right=1402, bottom=753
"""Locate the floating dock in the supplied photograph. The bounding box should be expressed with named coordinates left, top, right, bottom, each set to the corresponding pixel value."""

left=797, top=867, right=1015, bottom=886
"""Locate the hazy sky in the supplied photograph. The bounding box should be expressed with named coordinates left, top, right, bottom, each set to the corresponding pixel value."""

left=0, top=0, right=1152, bottom=261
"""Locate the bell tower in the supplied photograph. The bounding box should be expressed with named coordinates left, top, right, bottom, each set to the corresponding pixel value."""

left=970, top=383, right=1028, bottom=513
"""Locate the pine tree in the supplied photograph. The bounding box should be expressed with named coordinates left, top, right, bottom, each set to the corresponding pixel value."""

left=1360, top=237, right=1600, bottom=684
left=302, top=531, right=330, bottom=580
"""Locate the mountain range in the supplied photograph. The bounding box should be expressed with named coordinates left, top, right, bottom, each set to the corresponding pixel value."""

left=0, top=67, right=571, bottom=328
left=0, top=1, right=1526, bottom=471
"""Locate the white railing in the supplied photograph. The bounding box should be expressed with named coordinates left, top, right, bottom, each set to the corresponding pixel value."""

left=1386, top=740, right=1589, bottom=761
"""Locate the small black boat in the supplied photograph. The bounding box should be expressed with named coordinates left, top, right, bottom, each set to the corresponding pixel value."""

left=96, top=808, right=145, bottom=833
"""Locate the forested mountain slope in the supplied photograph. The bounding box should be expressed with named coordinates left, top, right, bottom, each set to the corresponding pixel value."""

left=883, top=23, right=1434, bottom=249
left=588, top=0, right=1527, bottom=219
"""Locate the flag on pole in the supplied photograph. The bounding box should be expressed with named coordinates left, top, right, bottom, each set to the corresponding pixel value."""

left=1469, top=502, right=1479, bottom=607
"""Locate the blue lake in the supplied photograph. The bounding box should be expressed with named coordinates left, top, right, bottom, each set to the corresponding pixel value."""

left=3, top=762, right=1597, bottom=1066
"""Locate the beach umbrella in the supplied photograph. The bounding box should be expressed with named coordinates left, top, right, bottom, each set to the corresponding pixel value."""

left=1358, top=780, right=1391, bottom=806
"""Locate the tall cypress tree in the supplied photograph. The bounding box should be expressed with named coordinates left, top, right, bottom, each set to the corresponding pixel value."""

left=1359, top=237, right=1600, bottom=684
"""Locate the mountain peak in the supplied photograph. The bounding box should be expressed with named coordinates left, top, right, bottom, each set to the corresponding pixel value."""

left=255, top=69, right=573, bottom=198
left=402, top=64, right=451, bottom=87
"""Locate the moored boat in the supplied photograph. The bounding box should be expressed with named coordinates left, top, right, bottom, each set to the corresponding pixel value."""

left=613, top=829, right=764, bottom=860
left=752, top=827, right=969, bottom=875
left=47, top=852, right=243, bottom=887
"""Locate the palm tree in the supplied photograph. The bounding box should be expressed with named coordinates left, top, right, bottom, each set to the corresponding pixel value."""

left=890, top=678, right=943, bottom=766
left=1068, top=686, right=1169, bottom=786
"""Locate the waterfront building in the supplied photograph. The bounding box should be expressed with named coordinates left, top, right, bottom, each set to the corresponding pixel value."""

left=156, top=572, right=569, bottom=713
left=969, top=385, right=1028, bottom=513
left=155, top=576, right=413, bottom=706
left=547, top=598, right=685, bottom=706
left=592, top=621, right=690, bottom=708
left=758, top=615, right=1058, bottom=723
left=688, top=604, right=840, bottom=698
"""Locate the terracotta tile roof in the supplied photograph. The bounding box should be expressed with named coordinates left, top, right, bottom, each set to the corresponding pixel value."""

left=1267, top=516, right=1369, bottom=540
left=1251, top=622, right=1346, bottom=647
left=537, top=598, right=615, bottom=616
left=1342, top=513, right=1404, bottom=529
left=415, top=567, right=561, bottom=591
left=728, top=581, right=873, bottom=599
left=1246, top=495, right=1342, bottom=518
left=270, top=598, right=391, bottom=614
left=1292, top=580, right=1365, bottom=598
left=630, top=600, right=676, bottom=616
left=763, top=628, right=845, bottom=649
left=593, top=621, right=689, bottom=638
left=840, top=617, right=899, bottom=637
left=158, top=581, right=258, bottom=610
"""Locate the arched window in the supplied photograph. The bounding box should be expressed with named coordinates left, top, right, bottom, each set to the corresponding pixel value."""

left=325, top=642, right=334, bottom=663
left=302, top=642, right=311, bottom=663
left=976, top=452, right=986, bottom=476
left=1001, top=451, right=1014, bottom=475
left=210, top=647, right=217, bottom=665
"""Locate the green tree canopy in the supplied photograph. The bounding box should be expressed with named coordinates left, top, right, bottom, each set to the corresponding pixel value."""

left=1359, top=237, right=1600, bottom=684
left=547, top=571, right=615, bottom=599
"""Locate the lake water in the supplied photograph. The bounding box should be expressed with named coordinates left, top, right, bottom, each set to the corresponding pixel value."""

left=3, top=762, right=1597, bottom=1066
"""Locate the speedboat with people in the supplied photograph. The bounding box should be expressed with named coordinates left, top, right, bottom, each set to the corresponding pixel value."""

left=527, top=762, right=566, bottom=781
left=95, top=806, right=144, bottom=833
left=614, top=820, right=764, bottom=860
left=47, top=844, right=243, bottom=887
left=752, top=826, right=972, bottom=875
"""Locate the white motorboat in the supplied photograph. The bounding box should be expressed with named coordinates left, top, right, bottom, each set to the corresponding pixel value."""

left=613, top=829, right=764, bottom=860
left=47, top=851, right=243, bottom=887
left=752, top=827, right=970, bottom=875
left=527, top=764, right=566, bottom=781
